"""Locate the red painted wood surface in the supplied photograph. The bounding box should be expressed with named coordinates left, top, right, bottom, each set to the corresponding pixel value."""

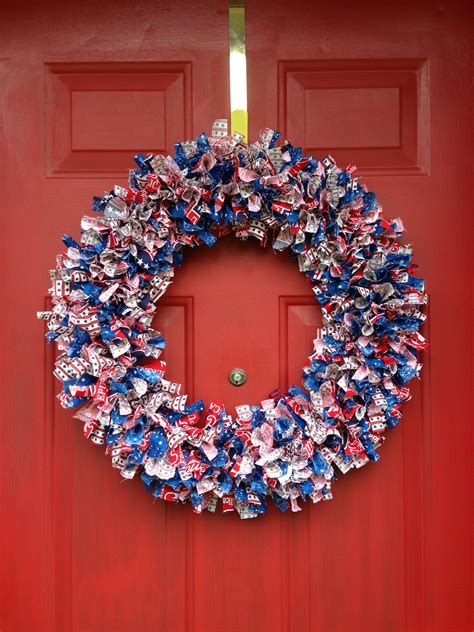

left=1, top=1, right=472, bottom=631
left=246, top=2, right=473, bottom=631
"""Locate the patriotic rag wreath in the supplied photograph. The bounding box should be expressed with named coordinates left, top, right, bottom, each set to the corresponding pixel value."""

left=38, top=120, right=427, bottom=519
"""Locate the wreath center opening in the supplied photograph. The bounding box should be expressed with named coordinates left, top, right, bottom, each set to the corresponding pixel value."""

left=149, top=234, right=322, bottom=413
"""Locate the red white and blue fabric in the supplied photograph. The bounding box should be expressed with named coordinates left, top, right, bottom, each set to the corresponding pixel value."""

left=38, top=120, right=427, bottom=519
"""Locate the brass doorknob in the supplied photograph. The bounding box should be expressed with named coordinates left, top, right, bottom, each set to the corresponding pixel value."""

left=229, top=368, right=247, bottom=386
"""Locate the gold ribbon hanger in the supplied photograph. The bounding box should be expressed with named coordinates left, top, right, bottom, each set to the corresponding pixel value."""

left=229, top=1, right=248, bottom=142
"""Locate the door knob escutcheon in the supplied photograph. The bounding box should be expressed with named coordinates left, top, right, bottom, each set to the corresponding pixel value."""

left=229, top=368, right=247, bottom=386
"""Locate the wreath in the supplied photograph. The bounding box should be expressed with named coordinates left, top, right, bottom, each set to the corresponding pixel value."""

left=38, top=120, right=427, bottom=519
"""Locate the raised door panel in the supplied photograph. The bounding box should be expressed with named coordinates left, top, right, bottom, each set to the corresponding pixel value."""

left=45, top=62, right=192, bottom=177
left=44, top=296, right=193, bottom=632
left=279, top=59, right=429, bottom=175
left=279, top=297, right=322, bottom=391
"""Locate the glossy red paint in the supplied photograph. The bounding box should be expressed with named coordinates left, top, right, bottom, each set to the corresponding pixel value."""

left=1, top=1, right=471, bottom=631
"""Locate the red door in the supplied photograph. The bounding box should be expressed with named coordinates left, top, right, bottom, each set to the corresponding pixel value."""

left=1, top=2, right=472, bottom=632
left=246, top=2, right=472, bottom=631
